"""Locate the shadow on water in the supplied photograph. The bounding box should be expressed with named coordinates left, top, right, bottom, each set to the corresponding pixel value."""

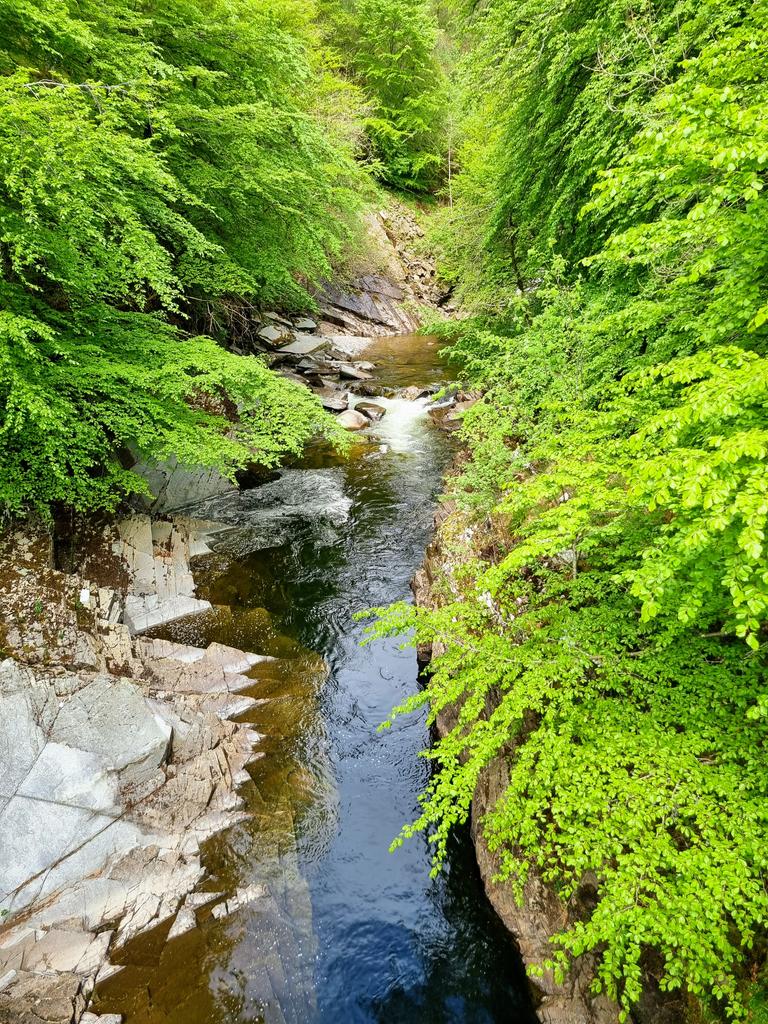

left=94, top=335, right=538, bottom=1024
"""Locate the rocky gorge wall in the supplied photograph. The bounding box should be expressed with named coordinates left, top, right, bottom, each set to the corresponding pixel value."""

left=0, top=517, right=273, bottom=1024
left=412, top=496, right=687, bottom=1024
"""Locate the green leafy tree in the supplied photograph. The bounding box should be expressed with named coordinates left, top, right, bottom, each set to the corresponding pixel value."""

left=0, top=0, right=363, bottom=514
left=318, top=0, right=448, bottom=192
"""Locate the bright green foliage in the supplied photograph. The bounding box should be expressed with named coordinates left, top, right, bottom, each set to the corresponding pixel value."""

left=432, top=0, right=755, bottom=306
left=370, top=0, right=768, bottom=1018
left=0, top=0, right=363, bottom=514
left=317, top=0, right=447, bottom=192
left=352, top=0, right=446, bottom=192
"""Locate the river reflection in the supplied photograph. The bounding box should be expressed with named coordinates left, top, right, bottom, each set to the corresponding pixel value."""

left=94, top=335, right=537, bottom=1024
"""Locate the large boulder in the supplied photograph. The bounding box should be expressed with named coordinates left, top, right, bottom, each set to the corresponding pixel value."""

left=337, top=410, right=370, bottom=431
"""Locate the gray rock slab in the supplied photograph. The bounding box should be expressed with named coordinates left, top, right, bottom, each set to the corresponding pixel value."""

left=279, top=335, right=328, bottom=356
left=204, top=642, right=273, bottom=672
left=7, top=817, right=161, bottom=921
left=143, top=661, right=254, bottom=696
left=20, top=928, right=111, bottom=977
left=130, top=458, right=234, bottom=514
left=50, top=675, right=171, bottom=789
left=0, top=798, right=114, bottom=903
left=137, top=638, right=206, bottom=664
left=0, top=969, right=17, bottom=992
left=123, top=594, right=212, bottom=635
left=0, top=691, right=47, bottom=798
left=17, top=743, right=120, bottom=816
left=359, top=274, right=405, bottom=300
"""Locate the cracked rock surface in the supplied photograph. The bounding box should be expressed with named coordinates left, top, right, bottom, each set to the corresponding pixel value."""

left=0, top=518, right=268, bottom=1023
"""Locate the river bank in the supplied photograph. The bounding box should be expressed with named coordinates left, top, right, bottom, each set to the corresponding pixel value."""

left=412, top=481, right=687, bottom=1024
left=0, top=338, right=536, bottom=1024
left=0, top=201, right=538, bottom=1024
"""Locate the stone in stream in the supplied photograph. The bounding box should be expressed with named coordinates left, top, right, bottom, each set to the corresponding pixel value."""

left=313, top=387, right=349, bottom=412
left=356, top=402, right=386, bottom=423
left=429, top=395, right=480, bottom=432
left=337, top=409, right=370, bottom=431
left=355, top=382, right=390, bottom=398
left=337, top=363, right=373, bottom=381
left=399, top=385, right=432, bottom=401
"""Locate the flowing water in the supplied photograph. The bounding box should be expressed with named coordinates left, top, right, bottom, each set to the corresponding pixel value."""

left=94, top=335, right=537, bottom=1024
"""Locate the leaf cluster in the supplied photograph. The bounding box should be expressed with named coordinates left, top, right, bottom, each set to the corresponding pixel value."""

left=0, top=0, right=365, bottom=513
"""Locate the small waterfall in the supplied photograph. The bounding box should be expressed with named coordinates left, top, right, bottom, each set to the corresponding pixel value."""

left=349, top=395, right=432, bottom=453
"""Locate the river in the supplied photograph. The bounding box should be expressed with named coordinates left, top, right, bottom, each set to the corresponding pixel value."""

left=93, top=334, right=537, bottom=1024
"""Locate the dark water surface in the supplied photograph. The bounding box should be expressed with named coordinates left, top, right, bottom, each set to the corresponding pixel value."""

left=95, top=335, right=537, bottom=1024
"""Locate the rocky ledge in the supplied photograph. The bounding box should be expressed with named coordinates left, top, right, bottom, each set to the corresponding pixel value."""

left=0, top=520, right=273, bottom=1024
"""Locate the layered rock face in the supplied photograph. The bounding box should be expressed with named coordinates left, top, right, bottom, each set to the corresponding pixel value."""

left=0, top=522, right=269, bottom=1024
left=315, top=204, right=448, bottom=337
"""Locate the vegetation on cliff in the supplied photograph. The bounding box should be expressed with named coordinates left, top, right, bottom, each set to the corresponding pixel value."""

left=317, top=0, right=448, bottom=193
left=0, top=0, right=365, bottom=514
left=371, top=0, right=768, bottom=1019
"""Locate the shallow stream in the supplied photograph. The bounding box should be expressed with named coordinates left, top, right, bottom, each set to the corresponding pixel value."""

left=94, top=335, right=537, bottom=1024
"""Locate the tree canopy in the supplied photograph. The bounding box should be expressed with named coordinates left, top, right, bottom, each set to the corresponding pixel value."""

left=317, top=0, right=448, bottom=193
left=0, top=0, right=364, bottom=514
